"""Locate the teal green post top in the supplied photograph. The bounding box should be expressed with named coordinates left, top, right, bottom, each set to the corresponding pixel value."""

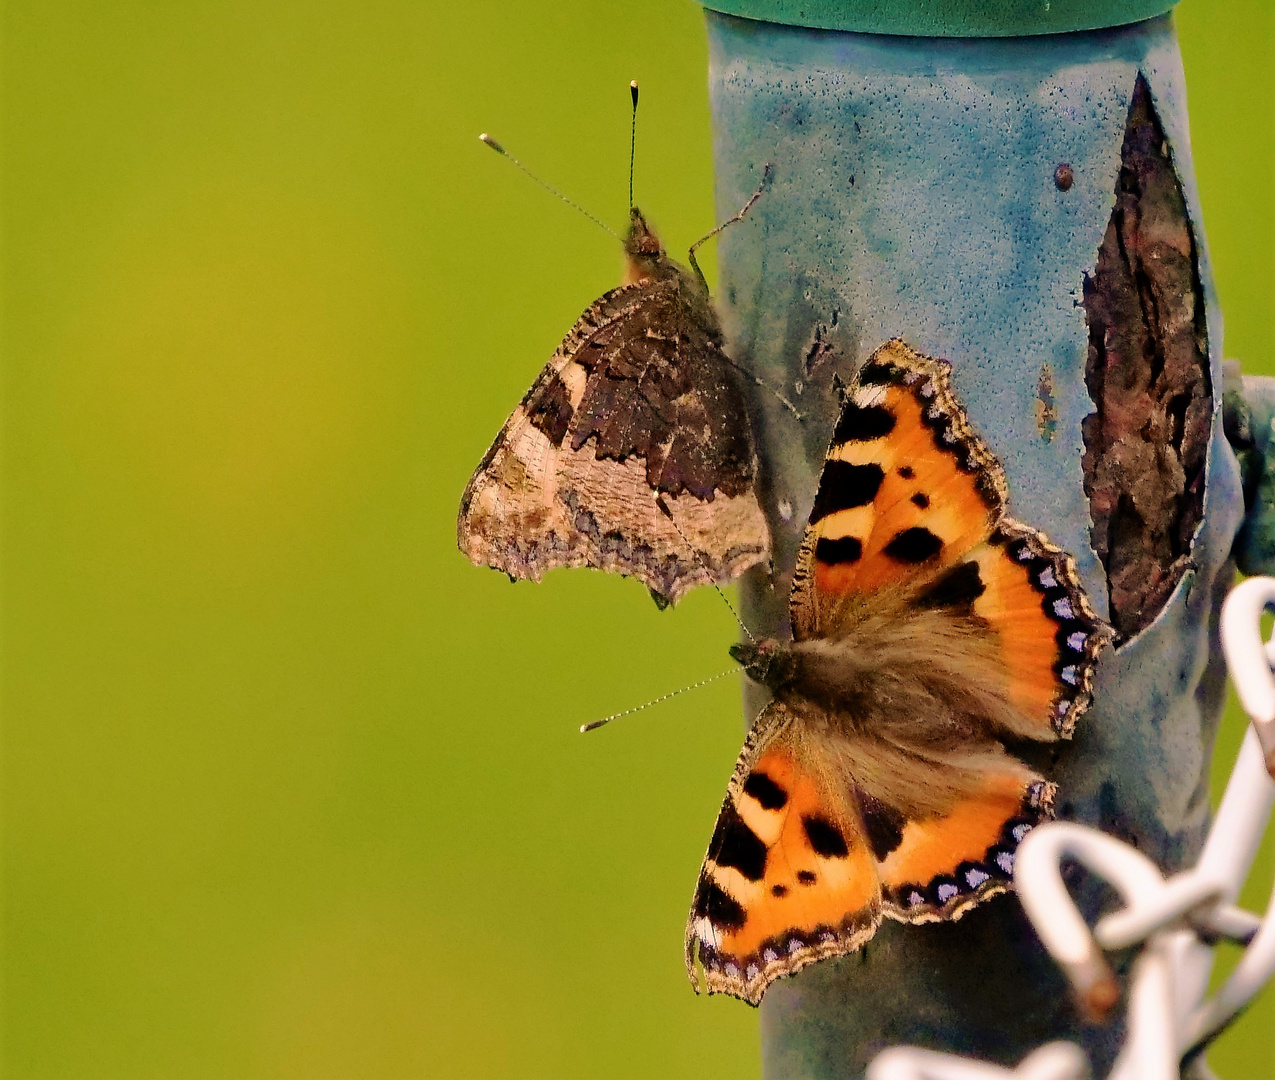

left=699, top=0, right=1179, bottom=37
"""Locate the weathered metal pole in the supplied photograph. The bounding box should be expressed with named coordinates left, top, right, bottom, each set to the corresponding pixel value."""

left=699, top=2, right=1257, bottom=1074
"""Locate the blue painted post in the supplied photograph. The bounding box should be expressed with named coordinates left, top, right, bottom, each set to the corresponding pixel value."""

left=697, top=3, right=1266, bottom=1074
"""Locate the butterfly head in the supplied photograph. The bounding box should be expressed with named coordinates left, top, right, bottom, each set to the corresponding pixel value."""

left=729, top=638, right=790, bottom=691
left=623, top=207, right=666, bottom=284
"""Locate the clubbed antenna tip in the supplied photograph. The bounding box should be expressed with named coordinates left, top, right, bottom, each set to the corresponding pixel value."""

left=477, top=129, right=620, bottom=241
left=628, top=81, right=640, bottom=209
left=578, top=668, right=739, bottom=734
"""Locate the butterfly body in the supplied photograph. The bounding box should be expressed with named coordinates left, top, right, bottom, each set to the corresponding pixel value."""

left=458, top=208, right=770, bottom=604
left=687, top=339, right=1111, bottom=1005
left=728, top=590, right=1036, bottom=749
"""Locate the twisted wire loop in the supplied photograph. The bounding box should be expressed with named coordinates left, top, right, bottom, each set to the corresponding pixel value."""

left=866, top=576, right=1275, bottom=1080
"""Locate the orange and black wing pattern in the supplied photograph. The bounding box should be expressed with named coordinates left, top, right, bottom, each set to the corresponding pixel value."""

left=686, top=704, right=882, bottom=1005
left=875, top=761, right=1053, bottom=923
left=790, top=339, right=1109, bottom=738
left=686, top=705, right=1056, bottom=1004
left=789, top=341, right=1007, bottom=624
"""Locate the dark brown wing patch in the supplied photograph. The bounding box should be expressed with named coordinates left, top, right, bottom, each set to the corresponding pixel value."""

left=567, top=283, right=754, bottom=501
left=457, top=271, right=770, bottom=605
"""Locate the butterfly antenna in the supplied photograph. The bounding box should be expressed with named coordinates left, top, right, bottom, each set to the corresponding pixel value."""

left=479, top=133, right=621, bottom=241
left=710, top=581, right=756, bottom=644
left=581, top=668, right=739, bottom=733
left=655, top=494, right=758, bottom=644
left=687, top=162, right=773, bottom=293
left=628, top=80, right=639, bottom=209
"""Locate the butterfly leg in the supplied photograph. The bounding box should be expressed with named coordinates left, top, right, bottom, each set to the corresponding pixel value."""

left=687, top=162, right=774, bottom=294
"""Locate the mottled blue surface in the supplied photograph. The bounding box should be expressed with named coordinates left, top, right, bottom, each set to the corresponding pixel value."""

left=705, top=12, right=1245, bottom=1077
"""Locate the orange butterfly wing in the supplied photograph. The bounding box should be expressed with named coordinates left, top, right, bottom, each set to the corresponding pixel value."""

left=683, top=344, right=1111, bottom=1004
left=791, top=339, right=1108, bottom=738
left=968, top=524, right=1109, bottom=736
left=876, top=764, right=1053, bottom=922
left=685, top=339, right=1112, bottom=1006
left=792, top=346, right=1005, bottom=614
left=685, top=707, right=1056, bottom=1004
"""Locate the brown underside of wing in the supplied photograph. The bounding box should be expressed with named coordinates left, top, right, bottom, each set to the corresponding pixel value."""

left=457, top=278, right=771, bottom=602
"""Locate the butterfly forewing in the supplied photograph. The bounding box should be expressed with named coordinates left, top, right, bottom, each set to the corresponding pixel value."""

left=791, top=341, right=1007, bottom=639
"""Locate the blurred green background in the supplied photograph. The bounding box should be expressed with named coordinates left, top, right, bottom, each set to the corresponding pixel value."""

left=0, top=1, right=1270, bottom=1077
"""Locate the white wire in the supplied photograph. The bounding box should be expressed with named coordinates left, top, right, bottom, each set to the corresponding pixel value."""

left=1221, top=576, right=1275, bottom=777
left=1110, top=943, right=1177, bottom=1080
left=1016, top=822, right=1162, bottom=1020
left=1181, top=823, right=1275, bottom=1052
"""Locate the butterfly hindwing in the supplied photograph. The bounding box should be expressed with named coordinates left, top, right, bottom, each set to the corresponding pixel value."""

left=877, top=765, right=1053, bottom=921
left=457, top=273, right=770, bottom=605
left=971, top=524, right=1110, bottom=737
left=686, top=707, right=1059, bottom=1005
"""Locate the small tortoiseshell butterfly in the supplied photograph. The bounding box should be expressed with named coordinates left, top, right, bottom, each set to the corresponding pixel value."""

left=457, top=148, right=772, bottom=607
left=685, top=339, right=1111, bottom=1004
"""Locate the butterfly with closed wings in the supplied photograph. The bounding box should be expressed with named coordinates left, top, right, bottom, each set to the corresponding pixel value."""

left=458, top=83, right=774, bottom=607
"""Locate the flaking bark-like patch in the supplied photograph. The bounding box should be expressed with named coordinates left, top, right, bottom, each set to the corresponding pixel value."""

left=1081, top=74, right=1211, bottom=640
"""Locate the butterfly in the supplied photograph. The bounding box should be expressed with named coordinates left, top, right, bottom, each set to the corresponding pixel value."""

left=457, top=175, right=773, bottom=608
left=685, top=339, right=1112, bottom=1005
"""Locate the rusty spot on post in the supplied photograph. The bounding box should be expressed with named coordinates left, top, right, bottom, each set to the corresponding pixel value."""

left=1080, top=74, right=1212, bottom=640
left=1035, top=362, right=1058, bottom=441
